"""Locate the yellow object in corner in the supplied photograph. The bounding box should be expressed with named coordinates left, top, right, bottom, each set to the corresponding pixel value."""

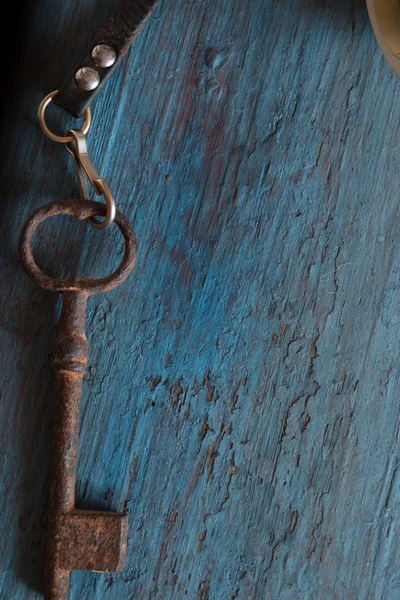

left=367, top=0, right=400, bottom=76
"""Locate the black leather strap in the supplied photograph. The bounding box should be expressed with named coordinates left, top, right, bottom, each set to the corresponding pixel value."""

left=54, top=0, right=161, bottom=117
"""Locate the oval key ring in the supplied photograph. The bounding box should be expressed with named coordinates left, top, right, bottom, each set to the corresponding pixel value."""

left=38, top=90, right=92, bottom=144
left=19, top=200, right=137, bottom=295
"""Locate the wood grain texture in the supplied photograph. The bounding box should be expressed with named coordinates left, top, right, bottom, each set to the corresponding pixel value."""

left=0, top=0, right=398, bottom=598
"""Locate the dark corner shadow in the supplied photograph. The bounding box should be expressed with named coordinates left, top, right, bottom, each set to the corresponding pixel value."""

left=0, top=0, right=121, bottom=214
left=14, top=291, right=59, bottom=594
left=305, top=0, right=370, bottom=30
left=0, top=0, right=121, bottom=594
left=307, top=0, right=367, bottom=11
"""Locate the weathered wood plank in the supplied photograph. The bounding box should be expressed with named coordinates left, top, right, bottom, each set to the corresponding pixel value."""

left=1, top=0, right=399, bottom=598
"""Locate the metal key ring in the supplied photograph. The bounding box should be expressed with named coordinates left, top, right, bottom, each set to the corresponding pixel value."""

left=19, top=199, right=137, bottom=295
left=38, top=91, right=92, bottom=144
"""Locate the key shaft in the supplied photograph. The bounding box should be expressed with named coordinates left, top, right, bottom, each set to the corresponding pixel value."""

left=19, top=200, right=137, bottom=600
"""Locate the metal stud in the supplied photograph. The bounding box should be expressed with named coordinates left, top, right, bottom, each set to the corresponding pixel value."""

left=91, top=44, right=117, bottom=68
left=75, top=67, right=101, bottom=91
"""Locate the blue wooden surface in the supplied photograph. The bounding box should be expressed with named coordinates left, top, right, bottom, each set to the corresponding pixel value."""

left=1, top=0, right=399, bottom=598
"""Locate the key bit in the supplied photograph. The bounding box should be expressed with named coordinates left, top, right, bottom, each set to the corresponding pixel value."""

left=19, top=199, right=137, bottom=600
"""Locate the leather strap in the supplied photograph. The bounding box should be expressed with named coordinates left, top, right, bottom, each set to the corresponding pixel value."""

left=54, top=0, right=161, bottom=117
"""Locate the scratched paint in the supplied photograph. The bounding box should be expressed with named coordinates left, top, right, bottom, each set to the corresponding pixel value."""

left=1, top=0, right=400, bottom=598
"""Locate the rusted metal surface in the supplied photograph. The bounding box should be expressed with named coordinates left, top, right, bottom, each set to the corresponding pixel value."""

left=19, top=200, right=137, bottom=600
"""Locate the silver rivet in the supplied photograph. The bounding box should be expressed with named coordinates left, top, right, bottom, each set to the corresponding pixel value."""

left=75, top=67, right=101, bottom=91
left=91, top=44, right=117, bottom=68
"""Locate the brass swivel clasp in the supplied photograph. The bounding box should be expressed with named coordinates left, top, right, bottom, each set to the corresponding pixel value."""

left=37, top=90, right=116, bottom=229
left=65, top=130, right=116, bottom=229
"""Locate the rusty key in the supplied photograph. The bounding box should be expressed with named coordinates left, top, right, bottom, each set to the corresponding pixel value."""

left=19, top=199, right=137, bottom=600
